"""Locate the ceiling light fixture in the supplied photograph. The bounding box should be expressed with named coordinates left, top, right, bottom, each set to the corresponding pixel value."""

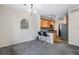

left=24, top=4, right=37, bottom=16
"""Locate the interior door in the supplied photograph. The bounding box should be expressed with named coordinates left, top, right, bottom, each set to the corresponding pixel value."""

left=69, top=10, right=79, bottom=46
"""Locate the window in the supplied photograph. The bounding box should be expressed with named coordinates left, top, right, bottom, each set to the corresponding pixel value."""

left=20, top=19, right=29, bottom=29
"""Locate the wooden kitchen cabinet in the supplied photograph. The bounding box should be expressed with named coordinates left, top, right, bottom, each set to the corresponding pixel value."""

left=41, top=20, right=50, bottom=28
left=40, top=19, right=54, bottom=28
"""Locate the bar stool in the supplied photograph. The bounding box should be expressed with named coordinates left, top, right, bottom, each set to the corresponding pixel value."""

left=38, top=31, right=43, bottom=41
left=42, top=32, right=50, bottom=43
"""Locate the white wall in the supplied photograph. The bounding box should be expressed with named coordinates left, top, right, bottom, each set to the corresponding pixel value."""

left=68, top=7, right=79, bottom=46
left=0, top=5, right=40, bottom=48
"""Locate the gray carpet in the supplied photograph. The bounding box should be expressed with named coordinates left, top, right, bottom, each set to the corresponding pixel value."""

left=0, top=40, right=79, bottom=55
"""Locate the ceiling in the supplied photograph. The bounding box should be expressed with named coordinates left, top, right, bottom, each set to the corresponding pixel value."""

left=33, top=4, right=79, bottom=19
left=1, top=4, right=79, bottom=19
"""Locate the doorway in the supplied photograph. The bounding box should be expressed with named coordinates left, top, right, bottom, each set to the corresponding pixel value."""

left=54, top=16, right=68, bottom=44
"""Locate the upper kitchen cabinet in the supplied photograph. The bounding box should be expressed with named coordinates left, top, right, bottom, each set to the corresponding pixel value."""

left=40, top=17, right=55, bottom=29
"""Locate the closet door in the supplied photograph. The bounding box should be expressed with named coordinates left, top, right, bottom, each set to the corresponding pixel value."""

left=69, top=8, right=79, bottom=46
